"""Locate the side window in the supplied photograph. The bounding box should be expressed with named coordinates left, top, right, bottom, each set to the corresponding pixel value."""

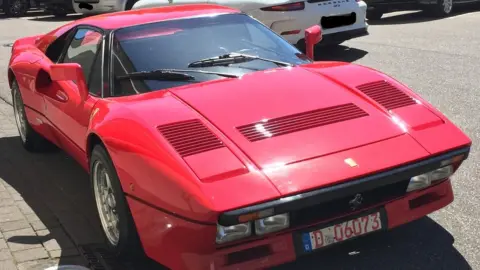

left=45, top=32, right=71, bottom=63
left=88, top=45, right=103, bottom=96
left=61, top=28, right=103, bottom=93
left=245, top=23, right=278, bottom=50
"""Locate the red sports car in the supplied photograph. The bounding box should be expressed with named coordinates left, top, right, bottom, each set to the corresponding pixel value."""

left=8, top=4, right=471, bottom=270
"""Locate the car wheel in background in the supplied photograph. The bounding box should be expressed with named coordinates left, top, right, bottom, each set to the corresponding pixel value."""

left=90, top=145, right=143, bottom=259
left=424, top=0, right=453, bottom=16
left=51, top=7, right=68, bottom=17
left=125, top=0, right=135, bottom=10
left=366, top=9, right=384, bottom=20
left=11, top=80, right=57, bottom=152
left=3, top=0, right=29, bottom=17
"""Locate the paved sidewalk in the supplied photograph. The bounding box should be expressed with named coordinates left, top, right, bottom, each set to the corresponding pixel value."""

left=0, top=99, right=102, bottom=269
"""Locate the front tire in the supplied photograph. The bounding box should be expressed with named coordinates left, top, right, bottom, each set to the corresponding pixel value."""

left=425, top=0, right=453, bottom=17
left=90, top=145, right=143, bottom=258
left=11, top=80, right=55, bottom=152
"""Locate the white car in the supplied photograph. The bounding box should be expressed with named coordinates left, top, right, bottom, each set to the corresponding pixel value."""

left=71, top=0, right=136, bottom=14
left=74, top=0, right=369, bottom=47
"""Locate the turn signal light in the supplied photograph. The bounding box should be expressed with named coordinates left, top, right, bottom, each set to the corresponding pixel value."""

left=261, top=1, right=305, bottom=11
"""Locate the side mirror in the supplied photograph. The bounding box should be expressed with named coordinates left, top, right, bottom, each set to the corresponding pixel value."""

left=304, top=25, right=322, bottom=60
left=50, top=63, right=88, bottom=101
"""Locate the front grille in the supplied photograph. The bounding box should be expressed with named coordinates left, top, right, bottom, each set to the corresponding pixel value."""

left=290, top=178, right=410, bottom=227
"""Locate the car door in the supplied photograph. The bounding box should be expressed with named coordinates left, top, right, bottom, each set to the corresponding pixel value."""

left=43, top=27, right=105, bottom=164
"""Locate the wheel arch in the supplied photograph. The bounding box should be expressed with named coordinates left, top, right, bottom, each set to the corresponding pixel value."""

left=8, top=68, right=15, bottom=89
left=86, top=132, right=106, bottom=165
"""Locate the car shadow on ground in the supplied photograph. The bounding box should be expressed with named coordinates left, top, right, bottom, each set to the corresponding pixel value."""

left=368, top=5, right=480, bottom=25
left=273, top=217, right=471, bottom=270
left=0, top=119, right=471, bottom=269
left=0, top=129, right=163, bottom=268
left=27, top=13, right=85, bottom=22
left=315, top=45, right=369, bottom=62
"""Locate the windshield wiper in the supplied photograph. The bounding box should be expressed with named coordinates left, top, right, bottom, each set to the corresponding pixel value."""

left=188, top=53, right=293, bottom=68
left=116, top=68, right=239, bottom=80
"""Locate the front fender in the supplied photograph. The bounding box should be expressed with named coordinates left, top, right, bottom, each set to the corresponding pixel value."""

left=87, top=102, right=218, bottom=224
left=303, top=61, right=472, bottom=154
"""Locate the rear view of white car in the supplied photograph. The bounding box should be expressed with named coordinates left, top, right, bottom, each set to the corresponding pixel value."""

left=131, top=0, right=369, bottom=47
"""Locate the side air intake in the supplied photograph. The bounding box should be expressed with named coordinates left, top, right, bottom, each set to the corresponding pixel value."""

left=158, top=119, right=224, bottom=157
left=237, top=103, right=369, bottom=142
left=356, top=80, right=416, bottom=111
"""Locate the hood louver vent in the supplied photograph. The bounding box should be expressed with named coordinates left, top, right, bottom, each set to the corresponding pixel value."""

left=158, top=119, right=224, bottom=157
left=357, top=80, right=416, bottom=110
left=237, top=103, right=369, bottom=142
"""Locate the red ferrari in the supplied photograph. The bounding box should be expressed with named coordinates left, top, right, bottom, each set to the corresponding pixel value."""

left=8, top=4, right=471, bottom=270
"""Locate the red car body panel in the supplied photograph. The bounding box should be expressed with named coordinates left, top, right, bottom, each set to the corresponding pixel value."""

left=127, top=179, right=455, bottom=270
left=7, top=5, right=472, bottom=270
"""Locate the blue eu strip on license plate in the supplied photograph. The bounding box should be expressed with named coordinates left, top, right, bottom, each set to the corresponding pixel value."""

left=302, top=233, right=313, bottom=252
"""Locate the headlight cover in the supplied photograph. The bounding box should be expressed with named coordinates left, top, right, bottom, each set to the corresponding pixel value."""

left=216, top=222, right=251, bottom=244
left=406, top=165, right=454, bottom=192
left=254, top=213, right=290, bottom=235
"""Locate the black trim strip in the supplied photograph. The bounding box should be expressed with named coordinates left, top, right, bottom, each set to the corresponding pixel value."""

left=218, top=146, right=470, bottom=226
left=124, top=193, right=216, bottom=226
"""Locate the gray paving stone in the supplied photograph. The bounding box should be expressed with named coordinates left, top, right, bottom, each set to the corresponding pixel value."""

left=0, top=260, right=17, bottom=270
left=16, top=259, right=59, bottom=270
left=5, top=188, right=18, bottom=197
left=0, top=193, right=11, bottom=200
left=0, top=249, right=12, bottom=261
left=48, top=248, right=79, bottom=259
left=0, top=199, right=14, bottom=208
left=0, top=239, right=7, bottom=250
left=0, top=211, right=24, bottom=224
left=3, top=228, right=42, bottom=252
left=28, top=221, right=46, bottom=232
left=0, top=206, right=19, bottom=215
left=0, top=220, right=31, bottom=233
left=10, top=194, right=22, bottom=202
left=12, top=247, right=49, bottom=263
left=14, top=202, right=33, bottom=215
left=22, top=215, right=39, bottom=224
left=36, top=228, right=75, bottom=251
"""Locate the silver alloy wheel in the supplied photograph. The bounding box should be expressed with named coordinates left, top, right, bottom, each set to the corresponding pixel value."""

left=443, top=0, right=453, bottom=13
left=13, top=88, right=27, bottom=143
left=93, top=160, right=120, bottom=246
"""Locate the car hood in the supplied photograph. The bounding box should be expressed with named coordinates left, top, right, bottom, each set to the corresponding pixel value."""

left=170, top=65, right=408, bottom=169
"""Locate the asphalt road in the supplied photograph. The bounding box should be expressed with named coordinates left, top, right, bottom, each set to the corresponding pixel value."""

left=0, top=6, right=479, bottom=270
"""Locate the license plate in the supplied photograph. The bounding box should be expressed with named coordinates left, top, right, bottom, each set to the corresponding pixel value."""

left=302, top=212, right=382, bottom=252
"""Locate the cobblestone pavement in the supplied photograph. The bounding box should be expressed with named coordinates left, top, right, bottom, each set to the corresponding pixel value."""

left=0, top=99, right=96, bottom=269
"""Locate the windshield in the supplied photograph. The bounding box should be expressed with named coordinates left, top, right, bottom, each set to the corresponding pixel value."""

left=111, top=13, right=310, bottom=96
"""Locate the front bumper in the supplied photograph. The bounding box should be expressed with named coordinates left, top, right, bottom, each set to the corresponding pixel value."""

left=72, top=0, right=126, bottom=13
left=126, top=146, right=469, bottom=270
left=128, top=179, right=455, bottom=270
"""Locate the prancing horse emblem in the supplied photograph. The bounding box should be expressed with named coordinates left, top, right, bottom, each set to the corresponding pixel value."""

left=349, top=194, right=363, bottom=210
